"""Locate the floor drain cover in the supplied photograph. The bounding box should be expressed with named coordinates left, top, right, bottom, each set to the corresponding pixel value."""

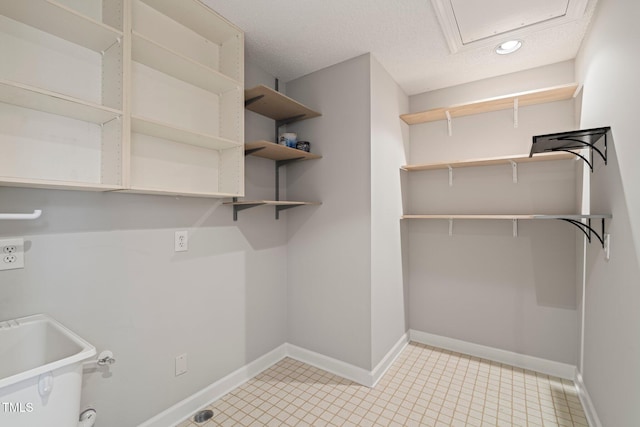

left=193, top=409, right=214, bottom=423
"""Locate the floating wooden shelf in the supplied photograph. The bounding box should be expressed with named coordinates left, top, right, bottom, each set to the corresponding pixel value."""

left=131, top=116, right=241, bottom=150
left=245, top=141, right=321, bottom=161
left=0, top=79, right=122, bottom=124
left=401, top=152, right=574, bottom=172
left=400, top=83, right=578, bottom=125
left=132, top=32, right=240, bottom=94
left=245, top=85, right=321, bottom=125
left=0, top=0, right=123, bottom=52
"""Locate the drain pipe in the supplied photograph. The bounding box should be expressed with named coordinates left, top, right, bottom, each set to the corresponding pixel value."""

left=78, top=408, right=97, bottom=427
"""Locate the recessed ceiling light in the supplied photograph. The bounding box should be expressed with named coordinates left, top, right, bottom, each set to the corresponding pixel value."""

left=495, top=40, right=523, bottom=55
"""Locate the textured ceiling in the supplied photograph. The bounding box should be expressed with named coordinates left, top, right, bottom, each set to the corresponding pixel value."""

left=203, top=0, right=597, bottom=95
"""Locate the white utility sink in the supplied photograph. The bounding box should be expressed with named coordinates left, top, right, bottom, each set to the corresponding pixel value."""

left=0, top=314, right=96, bottom=427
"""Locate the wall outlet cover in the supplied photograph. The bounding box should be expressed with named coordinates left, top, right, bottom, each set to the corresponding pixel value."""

left=174, top=231, right=188, bottom=252
left=0, top=238, right=24, bottom=271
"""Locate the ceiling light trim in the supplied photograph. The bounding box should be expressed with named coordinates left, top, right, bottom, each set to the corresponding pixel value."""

left=431, top=0, right=589, bottom=53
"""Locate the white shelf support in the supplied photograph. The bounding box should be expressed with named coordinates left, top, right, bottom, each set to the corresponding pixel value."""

left=0, top=210, right=42, bottom=220
left=513, top=97, right=519, bottom=128
left=513, top=219, right=518, bottom=237
left=447, top=165, right=453, bottom=187
left=449, top=218, right=453, bottom=236
left=445, top=110, right=452, bottom=136
left=509, top=160, right=518, bottom=183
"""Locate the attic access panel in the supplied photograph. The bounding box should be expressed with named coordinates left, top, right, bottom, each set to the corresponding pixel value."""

left=432, top=0, right=589, bottom=52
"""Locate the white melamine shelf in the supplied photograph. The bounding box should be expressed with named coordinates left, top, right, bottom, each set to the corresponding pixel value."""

left=126, top=187, right=241, bottom=198
left=132, top=32, right=241, bottom=94
left=400, top=83, right=578, bottom=125
left=0, top=0, right=122, bottom=52
left=401, top=152, right=575, bottom=172
left=0, top=176, right=122, bottom=191
left=131, top=116, right=241, bottom=150
left=0, top=79, right=122, bottom=124
left=140, top=0, right=240, bottom=44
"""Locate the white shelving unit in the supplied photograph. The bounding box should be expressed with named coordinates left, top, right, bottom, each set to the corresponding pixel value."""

left=128, top=0, right=244, bottom=197
left=0, top=0, right=125, bottom=190
left=0, top=0, right=245, bottom=197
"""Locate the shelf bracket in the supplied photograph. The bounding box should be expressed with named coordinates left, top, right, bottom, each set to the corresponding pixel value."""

left=276, top=114, right=307, bottom=128
left=513, top=98, right=519, bottom=128
left=509, top=160, right=518, bottom=183
left=445, top=111, right=452, bottom=136
left=558, top=217, right=607, bottom=248
left=532, top=128, right=609, bottom=172
left=244, top=147, right=266, bottom=156
left=231, top=198, right=266, bottom=221
left=274, top=158, right=303, bottom=219
left=449, top=218, right=453, bottom=236
left=513, top=219, right=518, bottom=237
left=244, top=94, right=264, bottom=107
left=448, top=165, right=453, bottom=187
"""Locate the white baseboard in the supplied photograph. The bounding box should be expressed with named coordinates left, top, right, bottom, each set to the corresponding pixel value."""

left=409, top=329, right=577, bottom=380
left=138, top=344, right=287, bottom=427
left=286, top=333, right=409, bottom=388
left=575, top=371, right=602, bottom=427
left=371, top=333, right=409, bottom=387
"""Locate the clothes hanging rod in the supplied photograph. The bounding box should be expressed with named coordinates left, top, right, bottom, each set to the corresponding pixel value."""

left=0, top=210, right=42, bottom=220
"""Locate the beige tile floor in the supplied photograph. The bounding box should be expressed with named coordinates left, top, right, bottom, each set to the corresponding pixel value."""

left=178, top=342, right=588, bottom=427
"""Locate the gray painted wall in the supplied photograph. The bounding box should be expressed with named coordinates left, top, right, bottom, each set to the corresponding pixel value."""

left=0, top=59, right=288, bottom=427
left=407, top=65, right=581, bottom=364
left=576, top=0, right=640, bottom=425
left=370, top=56, right=410, bottom=367
left=285, top=54, right=373, bottom=370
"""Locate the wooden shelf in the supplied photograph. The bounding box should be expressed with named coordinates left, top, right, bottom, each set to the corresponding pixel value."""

left=400, top=83, right=578, bottom=125
left=140, top=0, right=240, bottom=45
left=245, top=85, right=321, bottom=124
left=0, top=79, right=122, bottom=124
left=0, top=0, right=122, bottom=53
left=401, top=152, right=574, bottom=172
left=402, top=214, right=612, bottom=220
left=132, top=32, right=241, bottom=94
left=224, top=200, right=320, bottom=207
left=131, top=116, right=241, bottom=150
left=245, top=141, right=321, bottom=161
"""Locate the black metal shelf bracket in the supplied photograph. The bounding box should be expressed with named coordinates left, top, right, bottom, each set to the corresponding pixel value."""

left=275, top=158, right=304, bottom=219
left=558, top=217, right=606, bottom=247
left=530, top=127, right=610, bottom=172
left=231, top=198, right=265, bottom=221
left=244, top=94, right=264, bottom=107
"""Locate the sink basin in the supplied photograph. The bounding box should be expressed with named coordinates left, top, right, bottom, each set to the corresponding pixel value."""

left=0, top=314, right=96, bottom=427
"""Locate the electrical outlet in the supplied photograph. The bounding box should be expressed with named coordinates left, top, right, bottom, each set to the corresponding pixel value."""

left=0, top=238, right=24, bottom=271
left=604, top=233, right=611, bottom=261
left=174, top=231, right=188, bottom=252
left=175, top=353, right=187, bottom=376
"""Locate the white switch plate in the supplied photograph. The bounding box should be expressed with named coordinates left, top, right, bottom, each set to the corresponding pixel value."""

left=175, top=353, right=187, bottom=376
left=0, top=238, right=24, bottom=271
left=604, top=233, right=611, bottom=261
left=174, top=231, right=188, bottom=252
